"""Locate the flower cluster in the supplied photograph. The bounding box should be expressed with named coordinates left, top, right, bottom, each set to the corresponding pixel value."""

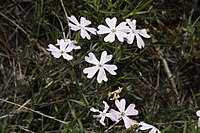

left=47, top=15, right=150, bottom=84
left=90, top=99, right=139, bottom=129
left=68, top=15, right=150, bottom=48
left=46, top=15, right=162, bottom=132
left=90, top=98, right=161, bottom=132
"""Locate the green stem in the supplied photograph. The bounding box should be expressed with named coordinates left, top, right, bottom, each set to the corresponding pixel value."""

left=69, top=61, right=88, bottom=106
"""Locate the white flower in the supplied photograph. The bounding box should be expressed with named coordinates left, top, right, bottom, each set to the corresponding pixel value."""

left=97, top=17, right=129, bottom=43
left=139, top=122, right=161, bottom=133
left=109, top=99, right=138, bottom=129
left=68, top=15, right=97, bottom=40
left=83, top=51, right=117, bottom=83
left=126, top=19, right=150, bottom=49
left=196, top=110, right=200, bottom=127
left=90, top=101, right=116, bottom=126
left=47, top=39, right=79, bottom=60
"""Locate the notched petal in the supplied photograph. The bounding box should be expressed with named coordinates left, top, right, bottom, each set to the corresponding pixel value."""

left=85, top=53, right=99, bottom=65
left=83, top=66, right=99, bottom=78
left=105, top=17, right=117, bottom=29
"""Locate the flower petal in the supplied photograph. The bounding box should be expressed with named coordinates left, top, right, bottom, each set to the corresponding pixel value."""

left=124, top=103, right=138, bottom=116
left=62, top=53, right=73, bottom=60
left=90, top=107, right=100, bottom=113
left=83, top=66, right=99, bottom=78
left=123, top=116, right=134, bottom=129
left=149, top=127, right=161, bottom=133
left=59, top=41, right=68, bottom=51
left=126, top=32, right=135, bottom=44
left=68, top=15, right=80, bottom=25
left=66, top=43, right=80, bottom=52
left=80, top=17, right=91, bottom=26
left=99, top=116, right=106, bottom=126
left=85, top=53, right=99, bottom=65
left=80, top=29, right=91, bottom=40
left=106, top=17, right=117, bottom=29
left=104, top=32, right=115, bottom=42
left=139, top=122, right=154, bottom=130
left=115, top=99, right=126, bottom=112
left=51, top=51, right=61, bottom=58
left=115, top=31, right=127, bottom=42
left=99, top=51, right=112, bottom=64
left=68, top=23, right=80, bottom=31
left=56, top=39, right=70, bottom=46
left=116, top=22, right=130, bottom=32
left=97, top=68, right=107, bottom=83
left=136, top=34, right=145, bottom=49
left=105, top=113, right=118, bottom=121
left=85, top=27, right=97, bottom=35
left=137, top=29, right=150, bottom=38
left=97, top=25, right=110, bottom=34
left=47, top=44, right=59, bottom=52
left=103, top=101, right=109, bottom=112
left=93, top=114, right=101, bottom=118
left=109, top=109, right=121, bottom=121
left=126, top=19, right=136, bottom=31
left=103, top=64, right=117, bottom=75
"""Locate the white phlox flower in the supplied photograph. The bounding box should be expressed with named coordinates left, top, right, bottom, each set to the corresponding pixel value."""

left=97, top=17, right=129, bottom=43
left=196, top=110, right=200, bottom=127
left=109, top=99, right=138, bottom=129
left=68, top=15, right=97, bottom=40
left=83, top=51, right=117, bottom=83
left=125, top=19, right=150, bottom=49
left=47, top=39, right=80, bottom=60
left=139, top=122, right=161, bottom=133
left=90, top=101, right=116, bottom=126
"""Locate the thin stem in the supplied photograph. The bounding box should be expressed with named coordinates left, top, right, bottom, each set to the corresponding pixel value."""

left=52, top=11, right=66, bottom=40
left=104, top=118, right=122, bottom=133
left=60, top=0, right=71, bottom=38
left=69, top=61, right=89, bottom=106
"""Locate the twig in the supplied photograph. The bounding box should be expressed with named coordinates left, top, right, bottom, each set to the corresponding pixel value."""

left=17, top=99, right=31, bottom=111
left=104, top=119, right=121, bottom=133
left=155, top=120, right=196, bottom=125
left=159, top=51, right=178, bottom=95
left=0, top=114, right=14, bottom=120
left=18, top=125, right=35, bottom=133
left=0, top=98, right=68, bottom=125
